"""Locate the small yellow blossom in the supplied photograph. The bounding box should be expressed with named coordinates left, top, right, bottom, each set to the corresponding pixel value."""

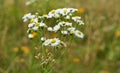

left=32, top=32, right=37, bottom=37
left=13, top=47, right=19, bottom=53
left=51, top=10, right=55, bottom=14
left=51, top=39, right=56, bottom=43
left=35, top=22, right=39, bottom=26
left=30, top=19, right=34, bottom=22
left=73, top=58, right=80, bottom=63
left=78, top=8, right=84, bottom=14
left=78, top=31, right=82, bottom=35
left=115, top=30, right=120, bottom=37
left=21, top=46, right=30, bottom=54
left=64, top=9, right=67, bottom=13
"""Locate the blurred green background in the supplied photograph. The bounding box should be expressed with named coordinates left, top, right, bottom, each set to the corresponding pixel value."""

left=0, top=0, right=120, bottom=73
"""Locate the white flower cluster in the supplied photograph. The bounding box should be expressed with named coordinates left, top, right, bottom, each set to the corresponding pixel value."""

left=45, top=8, right=78, bottom=18
left=23, top=8, right=84, bottom=47
left=22, top=13, right=47, bottom=38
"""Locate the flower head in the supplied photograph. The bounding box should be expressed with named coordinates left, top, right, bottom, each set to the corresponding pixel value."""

left=43, top=38, right=61, bottom=47
left=115, top=30, right=120, bottom=37
left=74, top=30, right=84, bottom=38
left=28, top=32, right=37, bottom=38
left=22, top=13, right=35, bottom=22
left=77, top=8, right=84, bottom=14
left=21, top=46, right=30, bottom=54
left=50, top=38, right=61, bottom=46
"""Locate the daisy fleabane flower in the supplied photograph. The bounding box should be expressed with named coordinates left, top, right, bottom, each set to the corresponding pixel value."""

left=22, top=13, right=35, bottom=22
left=72, top=16, right=84, bottom=25
left=46, top=8, right=78, bottom=18
left=61, top=30, right=68, bottom=35
left=74, top=30, right=84, bottom=38
left=41, top=37, right=46, bottom=42
left=43, top=38, right=61, bottom=47
left=58, top=21, right=72, bottom=27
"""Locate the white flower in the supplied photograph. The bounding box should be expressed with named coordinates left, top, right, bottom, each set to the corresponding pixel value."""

left=72, top=16, right=84, bottom=25
left=43, top=38, right=61, bottom=47
left=67, top=27, right=76, bottom=31
left=60, top=8, right=69, bottom=16
left=58, top=21, right=72, bottom=27
left=66, top=16, right=70, bottom=19
left=67, top=27, right=76, bottom=34
left=41, top=37, right=46, bottom=41
left=43, top=39, right=51, bottom=46
left=47, top=11, right=60, bottom=18
left=22, top=13, right=35, bottom=22
left=77, top=20, right=84, bottom=25
left=28, top=23, right=35, bottom=28
left=72, top=16, right=81, bottom=22
left=46, top=8, right=78, bottom=18
left=48, top=27, right=53, bottom=31
left=32, top=26, right=39, bottom=30
left=74, top=30, right=84, bottom=38
left=28, top=34, right=33, bottom=38
left=33, top=18, right=38, bottom=23
left=50, top=38, right=61, bottom=46
left=39, top=22, right=47, bottom=27
left=61, top=30, right=68, bottom=35
left=53, top=25, right=60, bottom=32
left=65, top=22, right=72, bottom=26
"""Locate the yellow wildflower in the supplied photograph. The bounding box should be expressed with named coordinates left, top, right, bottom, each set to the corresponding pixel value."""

left=35, top=22, right=39, bottom=26
left=30, top=19, right=34, bottom=22
left=73, top=58, right=80, bottom=63
left=32, top=32, right=37, bottom=37
left=115, top=30, right=120, bottom=37
left=21, top=46, right=30, bottom=54
left=78, top=8, right=84, bottom=14
left=51, top=10, right=55, bottom=14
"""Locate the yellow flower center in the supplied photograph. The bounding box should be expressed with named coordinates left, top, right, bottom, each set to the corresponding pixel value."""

left=51, top=39, right=56, bottom=43
left=78, top=31, right=81, bottom=35
left=35, top=22, right=39, bottom=26
left=51, top=10, right=55, bottom=14
left=43, top=14, right=48, bottom=17
left=64, top=9, right=67, bottom=13
left=115, top=31, right=120, bottom=37
left=30, top=19, right=34, bottom=22
left=75, top=16, right=79, bottom=18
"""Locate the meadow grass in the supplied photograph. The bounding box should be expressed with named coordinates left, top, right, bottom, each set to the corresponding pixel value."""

left=0, top=0, right=120, bottom=73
